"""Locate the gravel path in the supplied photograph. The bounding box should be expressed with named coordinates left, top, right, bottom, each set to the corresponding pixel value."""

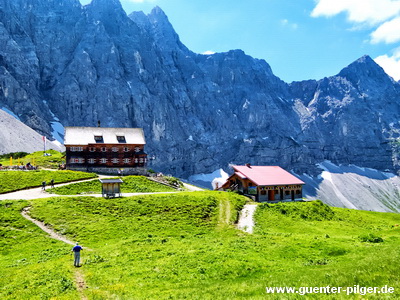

left=182, top=182, right=204, bottom=191
left=237, top=204, right=258, bottom=234
left=21, top=206, right=90, bottom=299
left=0, top=178, right=99, bottom=200
left=0, top=177, right=180, bottom=201
left=21, top=206, right=76, bottom=245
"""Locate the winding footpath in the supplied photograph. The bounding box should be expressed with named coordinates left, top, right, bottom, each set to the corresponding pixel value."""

left=0, top=177, right=100, bottom=201
left=21, top=206, right=76, bottom=246
left=20, top=206, right=89, bottom=299
left=2, top=176, right=206, bottom=298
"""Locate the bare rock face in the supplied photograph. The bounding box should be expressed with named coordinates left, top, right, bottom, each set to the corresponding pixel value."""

left=1, top=0, right=400, bottom=178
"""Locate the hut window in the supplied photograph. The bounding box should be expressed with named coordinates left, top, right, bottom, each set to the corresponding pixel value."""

left=70, top=158, right=84, bottom=164
left=117, top=136, right=126, bottom=143
left=88, top=158, right=96, bottom=164
left=112, top=147, right=119, bottom=152
left=89, top=147, right=96, bottom=152
left=100, top=158, right=107, bottom=164
left=70, top=147, right=83, bottom=152
left=94, top=135, right=103, bottom=143
left=124, top=147, right=130, bottom=152
left=123, top=158, right=131, bottom=164
left=134, top=147, right=140, bottom=153
left=261, top=190, right=267, bottom=195
left=112, top=158, right=119, bottom=164
left=101, top=147, right=107, bottom=152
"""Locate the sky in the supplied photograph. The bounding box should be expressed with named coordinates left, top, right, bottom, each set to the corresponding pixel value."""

left=79, top=0, right=400, bottom=83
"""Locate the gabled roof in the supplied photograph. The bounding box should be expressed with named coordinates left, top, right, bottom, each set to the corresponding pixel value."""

left=64, top=127, right=146, bottom=145
left=99, top=179, right=123, bottom=184
left=232, top=165, right=304, bottom=186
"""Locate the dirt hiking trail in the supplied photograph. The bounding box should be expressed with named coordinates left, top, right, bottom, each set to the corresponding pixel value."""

left=21, top=206, right=90, bottom=299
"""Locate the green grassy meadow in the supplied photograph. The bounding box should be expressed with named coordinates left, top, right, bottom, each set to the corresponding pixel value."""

left=0, top=201, right=79, bottom=299
left=0, top=170, right=97, bottom=194
left=0, top=150, right=65, bottom=169
left=1, top=193, right=399, bottom=299
left=50, top=176, right=177, bottom=195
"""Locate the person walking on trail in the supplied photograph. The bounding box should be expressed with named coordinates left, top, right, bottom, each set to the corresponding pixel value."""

left=50, top=179, right=54, bottom=188
left=72, top=243, right=83, bottom=267
left=41, top=181, right=46, bottom=191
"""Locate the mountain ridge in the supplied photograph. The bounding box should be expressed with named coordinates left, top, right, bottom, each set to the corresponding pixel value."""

left=1, top=0, right=400, bottom=180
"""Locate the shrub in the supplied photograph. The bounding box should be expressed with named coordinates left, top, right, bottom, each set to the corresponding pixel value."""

left=260, top=200, right=335, bottom=221
left=359, top=233, right=384, bottom=243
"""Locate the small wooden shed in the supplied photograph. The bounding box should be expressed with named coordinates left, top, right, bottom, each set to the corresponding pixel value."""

left=99, top=178, right=123, bottom=198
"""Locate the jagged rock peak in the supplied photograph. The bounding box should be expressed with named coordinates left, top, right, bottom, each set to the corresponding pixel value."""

left=338, top=54, right=388, bottom=79
left=146, top=6, right=188, bottom=52
left=148, top=6, right=173, bottom=27
left=150, top=6, right=168, bottom=17
left=88, top=0, right=125, bottom=13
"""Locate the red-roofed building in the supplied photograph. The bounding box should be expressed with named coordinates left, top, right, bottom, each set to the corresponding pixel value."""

left=220, top=164, right=305, bottom=202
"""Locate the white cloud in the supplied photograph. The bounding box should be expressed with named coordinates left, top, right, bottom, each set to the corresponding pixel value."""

left=312, top=0, right=400, bottom=45
left=202, top=50, right=216, bottom=55
left=375, top=47, right=400, bottom=80
left=371, top=17, right=400, bottom=44
left=311, top=0, right=400, bottom=25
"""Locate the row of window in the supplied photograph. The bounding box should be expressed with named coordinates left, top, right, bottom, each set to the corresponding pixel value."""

left=70, top=146, right=142, bottom=153
left=70, top=157, right=147, bottom=164
left=70, top=147, right=84, bottom=152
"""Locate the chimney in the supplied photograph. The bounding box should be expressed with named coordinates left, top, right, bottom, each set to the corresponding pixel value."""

left=246, top=163, right=251, bottom=168
left=97, top=120, right=101, bottom=127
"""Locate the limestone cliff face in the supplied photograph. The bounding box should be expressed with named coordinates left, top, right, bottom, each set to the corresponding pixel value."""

left=1, top=0, right=400, bottom=177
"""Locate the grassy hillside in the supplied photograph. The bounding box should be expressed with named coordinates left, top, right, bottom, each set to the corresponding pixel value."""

left=1, top=195, right=399, bottom=299
left=50, top=176, right=178, bottom=195
left=0, top=170, right=97, bottom=194
left=0, top=150, right=64, bottom=169
left=0, top=201, right=79, bottom=299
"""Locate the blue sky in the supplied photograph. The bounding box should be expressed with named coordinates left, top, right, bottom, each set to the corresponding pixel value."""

left=79, top=0, right=400, bottom=82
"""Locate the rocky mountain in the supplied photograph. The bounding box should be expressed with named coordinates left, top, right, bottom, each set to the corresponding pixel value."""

left=1, top=0, right=400, bottom=181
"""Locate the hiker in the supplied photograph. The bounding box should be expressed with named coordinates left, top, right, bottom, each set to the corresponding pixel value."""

left=50, top=179, right=54, bottom=188
left=72, top=243, right=83, bottom=267
left=41, top=181, right=46, bottom=191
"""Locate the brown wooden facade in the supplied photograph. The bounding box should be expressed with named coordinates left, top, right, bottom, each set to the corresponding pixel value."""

left=66, top=144, right=147, bottom=169
left=64, top=127, right=147, bottom=173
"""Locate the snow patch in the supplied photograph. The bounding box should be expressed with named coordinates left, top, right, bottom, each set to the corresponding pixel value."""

left=51, top=121, right=65, bottom=144
left=242, top=99, right=250, bottom=110
left=321, top=171, right=332, bottom=182
left=189, top=169, right=229, bottom=190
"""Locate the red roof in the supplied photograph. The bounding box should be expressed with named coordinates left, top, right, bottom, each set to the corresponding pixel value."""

left=232, top=165, right=305, bottom=186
